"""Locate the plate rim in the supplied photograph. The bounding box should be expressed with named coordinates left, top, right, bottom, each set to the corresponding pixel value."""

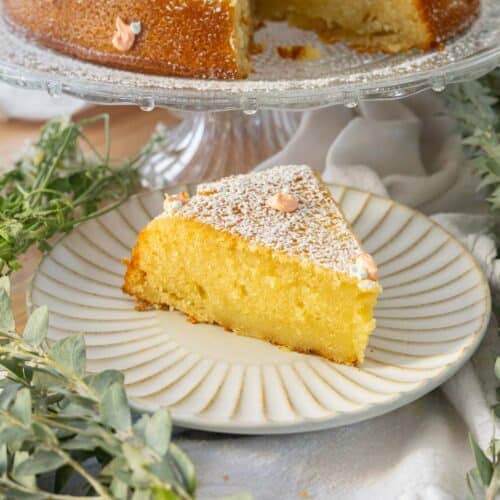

left=26, top=184, right=492, bottom=435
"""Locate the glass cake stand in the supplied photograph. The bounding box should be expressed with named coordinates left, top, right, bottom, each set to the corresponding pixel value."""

left=0, top=0, right=499, bottom=185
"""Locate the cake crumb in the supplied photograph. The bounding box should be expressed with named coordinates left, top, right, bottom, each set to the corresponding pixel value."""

left=135, top=301, right=153, bottom=312
left=250, top=40, right=264, bottom=55
left=277, top=44, right=320, bottom=61
left=299, top=490, right=309, bottom=498
left=223, top=474, right=230, bottom=481
left=254, top=20, right=266, bottom=30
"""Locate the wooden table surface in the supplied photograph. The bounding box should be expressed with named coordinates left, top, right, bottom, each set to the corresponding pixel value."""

left=1, top=105, right=175, bottom=331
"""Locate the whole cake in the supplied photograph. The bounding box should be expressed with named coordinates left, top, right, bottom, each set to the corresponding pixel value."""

left=3, top=0, right=479, bottom=79
left=123, top=165, right=381, bottom=365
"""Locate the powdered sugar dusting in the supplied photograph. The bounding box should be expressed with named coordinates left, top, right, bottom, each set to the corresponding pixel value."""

left=177, top=165, right=364, bottom=274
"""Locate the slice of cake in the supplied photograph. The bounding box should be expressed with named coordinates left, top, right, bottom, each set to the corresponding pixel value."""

left=123, top=165, right=381, bottom=365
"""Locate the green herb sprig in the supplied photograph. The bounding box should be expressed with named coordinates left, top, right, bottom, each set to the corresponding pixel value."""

left=0, top=114, right=154, bottom=276
left=445, top=68, right=500, bottom=240
left=0, top=277, right=196, bottom=499
left=446, top=69, right=500, bottom=499
left=466, top=360, right=500, bottom=500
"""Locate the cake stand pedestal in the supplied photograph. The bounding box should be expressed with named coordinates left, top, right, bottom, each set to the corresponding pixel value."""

left=0, top=1, right=499, bottom=186
left=139, top=110, right=302, bottom=188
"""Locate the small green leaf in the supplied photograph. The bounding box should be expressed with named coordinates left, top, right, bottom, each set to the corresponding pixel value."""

left=470, top=467, right=484, bottom=490
left=59, top=393, right=97, bottom=414
left=153, top=489, right=181, bottom=500
left=86, top=370, right=124, bottom=399
left=16, top=449, right=67, bottom=476
left=6, top=491, right=45, bottom=500
left=0, top=425, right=31, bottom=447
left=23, top=306, right=48, bottom=347
left=466, top=471, right=480, bottom=500
left=134, top=414, right=150, bottom=442
left=469, top=434, right=493, bottom=487
left=0, top=382, right=21, bottom=409
left=0, top=277, right=11, bottom=296
left=0, top=288, right=14, bottom=331
left=31, top=369, right=63, bottom=390
left=146, top=408, right=171, bottom=457
left=55, top=465, right=74, bottom=493
left=61, top=435, right=97, bottom=451
left=101, top=457, right=128, bottom=477
left=0, top=358, right=24, bottom=380
left=0, top=444, right=7, bottom=475
left=11, top=388, right=32, bottom=424
left=110, top=477, right=129, bottom=500
left=12, top=451, right=36, bottom=488
left=122, top=442, right=150, bottom=484
left=148, top=460, right=178, bottom=486
left=495, top=358, right=500, bottom=381
left=101, top=382, right=131, bottom=432
left=169, top=443, right=196, bottom=495
left=31, top=422, right=57, bottom=445
left=132, top=489, right=151, bottom=500
left=494, top=403, right=500, bottom=419
left=50, top=334, right=86, bottom=377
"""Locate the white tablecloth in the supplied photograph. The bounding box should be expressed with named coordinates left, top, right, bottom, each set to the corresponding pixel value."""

left=1, top=85, right=498, bottom=500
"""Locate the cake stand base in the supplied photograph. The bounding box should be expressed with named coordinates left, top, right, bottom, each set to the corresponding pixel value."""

left=139, top=110, right=302, bottom=188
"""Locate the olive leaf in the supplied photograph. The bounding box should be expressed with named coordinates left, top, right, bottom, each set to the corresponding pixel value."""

left=101, top=382, right=132, bottom=432
left=54, top=465, right=74, bottom=493
left=86, top=369, right=124, bottom=398
left=0, top=382, right=21, bottom=409
left=169, top=444, right=197, bottom=495
left=49, top=334, right=86, bottom=378
left=0, top=279, right=198, bottom=499
left=0, top=288, right=14, bottom=331
left=0, top=444, right=7, bottom=475
left=470, top=435, right=494, bottom=487
left=154, top=489, right=182, bottom=500
left=445, top=69, right=500, bottom=239
left=11, top=388, right=31, bottom=425
left=23, top=306, right=48, bottom=347
left=15, top=450, right=66, bottom=476
left=146, top=408, right=172, bottom=457
left=0, top=426, right=31, bottom=447
left=0, top=277, right=11, bottom=295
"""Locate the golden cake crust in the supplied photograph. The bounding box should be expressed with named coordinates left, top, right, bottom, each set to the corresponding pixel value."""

left=416, top=0, right=481, bottom=49
left=3, top=0, right=246, bottom=79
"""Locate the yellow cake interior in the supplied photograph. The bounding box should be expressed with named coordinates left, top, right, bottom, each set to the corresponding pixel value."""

left=255, top=0, right=430, bottom=52
left=124, top=217, right=378, bottom=364
left=123, top=165, right=381, bottom=365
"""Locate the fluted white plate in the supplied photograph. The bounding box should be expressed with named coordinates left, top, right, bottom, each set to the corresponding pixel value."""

left=28, top=186, right=491, bottom=434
